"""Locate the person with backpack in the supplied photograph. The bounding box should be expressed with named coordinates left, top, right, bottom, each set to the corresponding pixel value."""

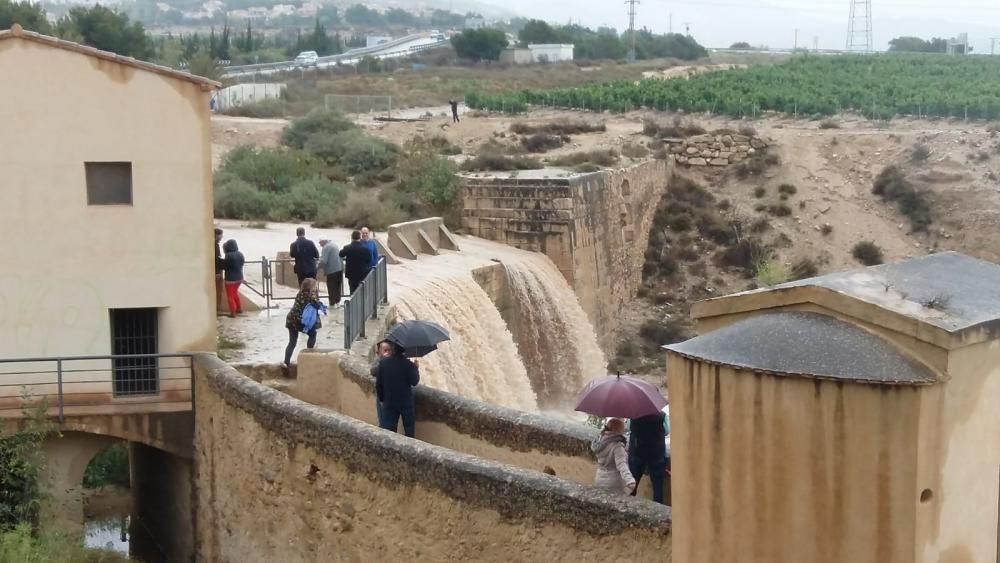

left=222, top=239, right=245, bottom=317
left=283, top=278, right=326, bottom=366
left=289, top=227, right=319, bottom=286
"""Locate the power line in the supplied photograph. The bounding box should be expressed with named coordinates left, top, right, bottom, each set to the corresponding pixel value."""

left=846, top=0, right=873, bottom=53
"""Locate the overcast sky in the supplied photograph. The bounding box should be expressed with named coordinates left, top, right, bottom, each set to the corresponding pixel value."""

left=482, top=0, right=1000, bottom=53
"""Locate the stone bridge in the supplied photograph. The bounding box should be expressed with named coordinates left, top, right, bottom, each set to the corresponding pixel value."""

left=460, top=160, right=672, bottom=352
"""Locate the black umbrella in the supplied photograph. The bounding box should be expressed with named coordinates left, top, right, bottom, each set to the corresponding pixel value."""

left=384, top=320, right=451, bottom=357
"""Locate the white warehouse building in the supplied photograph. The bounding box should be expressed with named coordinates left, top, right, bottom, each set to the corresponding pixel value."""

left=528, top=43, right=574, bottom=62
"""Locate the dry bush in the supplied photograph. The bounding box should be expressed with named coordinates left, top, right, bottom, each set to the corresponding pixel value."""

left=852, top=241, right=884, bottom=266
left=643, top=116, right=706, bottom=138
left=819, top=120, right=841, bottom=129
left=767, top=203, right=792, bottom=217
left=872, top=166, right=932, bottom=231
left=550, top=150, right=620, bottom=170
left=754, top=187, right=767, bottom=198
left=790, top=256, right=819, bottom=280
left=778, top=183, right=797, bottom=195
left=521, top=134, right=568, bottom=153
left=911, top=144, right=931, bottom=162
left=622, top=143, right=651, bottom=159
left=460, top=154, right=544, bottom=172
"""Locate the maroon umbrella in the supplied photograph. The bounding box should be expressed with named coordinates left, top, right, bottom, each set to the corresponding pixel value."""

left=574, top=373, right=667, bottom=419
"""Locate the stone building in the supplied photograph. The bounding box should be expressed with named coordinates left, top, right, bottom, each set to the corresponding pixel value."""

left=665, top=252, right=1000, bottom=563
left=0, top=26, right=219, bottom=400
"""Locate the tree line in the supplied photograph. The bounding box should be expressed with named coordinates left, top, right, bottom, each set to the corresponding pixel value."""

left=450, top=19, right=708, bottom=62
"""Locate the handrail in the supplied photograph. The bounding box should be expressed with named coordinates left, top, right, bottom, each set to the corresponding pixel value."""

left=0, top=353, right=194, bottom=422
left=343, top=257, right=388, bottom=349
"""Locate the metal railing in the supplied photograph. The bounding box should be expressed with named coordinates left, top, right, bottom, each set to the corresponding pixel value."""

left=0, top=353, right=194, bottom=422
left=343, top=258, right=388, bottom=349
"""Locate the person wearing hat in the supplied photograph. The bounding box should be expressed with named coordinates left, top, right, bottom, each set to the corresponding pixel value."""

left=318, top=238, right=343, bottom=307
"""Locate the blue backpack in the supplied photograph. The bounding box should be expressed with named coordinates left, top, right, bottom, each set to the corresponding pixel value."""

left=300, top=302, right=326, bottom=333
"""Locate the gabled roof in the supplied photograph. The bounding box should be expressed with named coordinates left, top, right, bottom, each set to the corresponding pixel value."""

left=692, top=252, right=1000, bottom=349
left=0, top=24, right=220, bottom=89
left=666, top=311, right=937, bottom=386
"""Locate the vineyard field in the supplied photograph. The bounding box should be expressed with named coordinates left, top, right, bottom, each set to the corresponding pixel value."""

left=467, top=54, right=1000, bottom=120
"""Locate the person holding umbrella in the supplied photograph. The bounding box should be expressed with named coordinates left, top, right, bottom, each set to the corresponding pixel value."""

left=591, top=418, right=636, bottom=495
left=628, top=409, right=669, bottom=504
left=374, top=341, right=420, bottom=438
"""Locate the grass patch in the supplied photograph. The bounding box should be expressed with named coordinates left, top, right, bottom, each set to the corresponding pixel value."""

left=754, top=259, right=788, bottom=287
left=550, top=150, right=619, bottom=170
left=852, top=240, right=884, bottom=266
left=510, top=119, right=606, bottom=136
left=0, top=524, right=130, bottom=563
left=460, top=154, right=544, bottom=172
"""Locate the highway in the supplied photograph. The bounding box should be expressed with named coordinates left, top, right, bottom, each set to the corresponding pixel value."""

left=222, top=32, right=447, bottom=78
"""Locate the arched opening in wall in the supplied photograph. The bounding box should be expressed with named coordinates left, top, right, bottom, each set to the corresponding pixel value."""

left=81, top=441, right=131, bottom=556
left=621, top=179, right=632, bottom=196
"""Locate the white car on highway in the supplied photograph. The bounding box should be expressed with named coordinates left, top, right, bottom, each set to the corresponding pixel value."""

left=294, top=51, right=319, bottom=67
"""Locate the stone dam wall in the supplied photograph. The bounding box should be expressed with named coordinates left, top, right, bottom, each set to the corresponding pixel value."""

left=193, top=354, right=672, bottom=562
left=460, top=160, right=671, bottom=352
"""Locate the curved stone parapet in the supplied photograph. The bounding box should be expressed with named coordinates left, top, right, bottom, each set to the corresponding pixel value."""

left=194, top=353, right=671, bottom=561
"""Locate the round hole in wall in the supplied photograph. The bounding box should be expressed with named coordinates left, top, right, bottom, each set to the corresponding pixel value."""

left=920, top=488, right=934, bottom=503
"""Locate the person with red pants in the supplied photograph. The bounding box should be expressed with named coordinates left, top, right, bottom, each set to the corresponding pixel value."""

left=222, top=239, right=245, bottom=317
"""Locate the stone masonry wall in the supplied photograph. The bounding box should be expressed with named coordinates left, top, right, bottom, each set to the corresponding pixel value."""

left=461, top=160, right=671, bottom=352
left=193, top=354, right=671, bottom=562
left=666, top=133, right=768, bottom=167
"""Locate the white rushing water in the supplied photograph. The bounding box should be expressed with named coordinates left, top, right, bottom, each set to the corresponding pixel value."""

left=393, top=273, right=539, bottom=411
left=390, top=240, right=606, bottom=412
left=502, top=253, right=608, bottom=409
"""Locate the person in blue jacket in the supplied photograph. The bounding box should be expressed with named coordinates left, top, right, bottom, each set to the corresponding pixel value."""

left=360, top=226, right=380, bottom=274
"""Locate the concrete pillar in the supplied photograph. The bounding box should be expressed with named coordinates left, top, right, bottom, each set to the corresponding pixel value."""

left=39, top=431, right=118, bottom=532
left=130, top=442, right=194, bottom=562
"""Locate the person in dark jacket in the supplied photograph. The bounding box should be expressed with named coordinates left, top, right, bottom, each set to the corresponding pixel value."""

left=449, top=99, right=460, bottom=123
left=284, top=278, right=324, bottom=366
left=214, top=227, right=224, bottom=312
left=374, top=341, right=419, bottom=438
left=339, top=230, right=372, bottom=295
left=222, top=239, right=245, bottom=317
left=289, top=227, right=319, bottom=285
left=628, top=410, right=669, bottom=504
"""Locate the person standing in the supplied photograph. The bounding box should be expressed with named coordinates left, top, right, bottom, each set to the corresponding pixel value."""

left=449, top=99, right=460, bottom=123
left=591, top=418, right=637, bottom=495
left=284, top=278, right=324, bottom=366
left=360, top=227, right=380, bottom=274
left=628, top=410, right=669, bottom=504
left=318, top=238, right=343, bottom=307
left=222, top=239, right=245, bottom=317
left=374, top=342, right=419, bottom=438
left=339, top=230, right=371, bottom=295
left=289, top=227, right=319, bottom=286
left=370, top=341, right=394, bottom=428
left=214, top=227, right=224, bottom=312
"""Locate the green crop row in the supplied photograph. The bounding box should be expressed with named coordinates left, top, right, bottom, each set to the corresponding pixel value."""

left=467, top=54, right=1000, bottom=120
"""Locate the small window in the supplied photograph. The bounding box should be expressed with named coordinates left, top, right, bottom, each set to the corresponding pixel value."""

left=85, top=162, right=133, bottom=205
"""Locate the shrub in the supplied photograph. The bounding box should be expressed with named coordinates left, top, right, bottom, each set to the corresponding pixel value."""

left=622, top=143, right=651, bottom=159
left=220, top=146, right=324, bottom=193
left=872, top=166, right=932, bottom=231
left=754, top=187, right=766, bottom=198
left=819, top=120, right=841, bottom=129
left=510, top=120, right=605, bottom=135
left=820, top=223, right=834, bottom=235
left=82, top=443, right=129, bottom=488
left=281, top=108, right=356, bottom=149
left=778, top=183, right=797, bottom=195
left=313, top=190, right=406, bottom=230
left=396, top=151, right=460, bottom=207
left=643, top=117, right=706, bottom=138
left=339, top=135, right=400, bottom=175
left=0, top=524, right=130, bottom=562
left=754, top=259, right=788, bottom=287
left=219, top=98, right=285, bottom=118
left=283, top=178, right=347, bottom=220
left=460, top=154, right=543, bottom=172
left=550, top=150, right=619, bottom=169
left=852, top=240, right=884, bottom=266
left=638, top=318, right=689, bottom=346
left=214, top=177, right=280, bottom=220
left=717, top=237, right=768, bottom=275
left=668, top=214, right=692, bottom=232
left=738, top=125, right=757, bottom=137
left=768, top=203, right=792, bottom=217
left=753, top=203, right=767, bottom=212
left=751, top=217, right=771, bottom=233
left=911, top=144, right=931, bottom=162
left=422, top=136, right=462, bottom=155
left=790, top=256, right=819, bottom=280
left=521, top=134, right=566, bottom=153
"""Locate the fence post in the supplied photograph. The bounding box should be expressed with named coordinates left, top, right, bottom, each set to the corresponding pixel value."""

left=56, top=359, right=64, bottom=422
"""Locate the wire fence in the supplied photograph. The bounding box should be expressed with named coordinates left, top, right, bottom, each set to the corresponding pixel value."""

left=324, top=94, right=394, bottom=118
